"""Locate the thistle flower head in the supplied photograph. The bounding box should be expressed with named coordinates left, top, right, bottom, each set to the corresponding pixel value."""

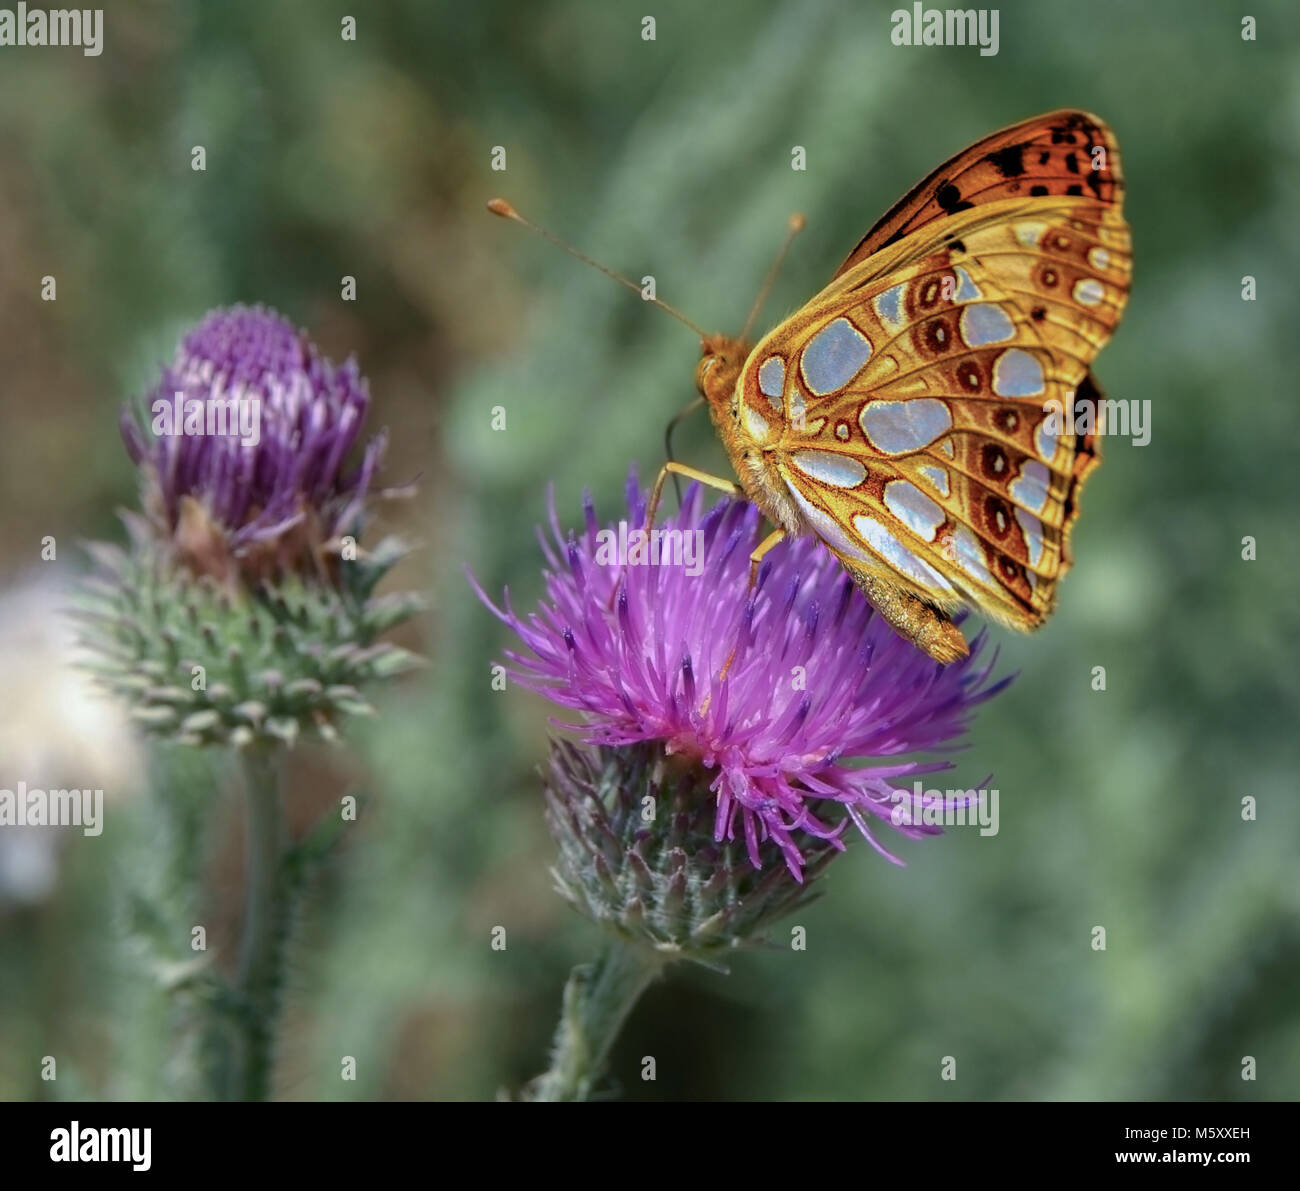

left=78, top=307, right=422, bottom=749
left=477, top=473, right=1009, bottom=884
left=120, top=304, right=385, bottom=583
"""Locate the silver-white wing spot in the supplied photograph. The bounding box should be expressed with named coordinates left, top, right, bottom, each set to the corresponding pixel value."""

left=953, top=266, right=981, bottom=301
left=1009, top=459, right=1050, bottom=514
left=790, top=449, right=866, bottom=489
left=1073, top=278, right=1105, bottom=307
left=758, top=356, right=785, bottom=410
left=1015, top=507, right=1044, bottom=567
left=800, top=318, right=872, bottom=396
left=872, top=283, right=907, bottom=331
left=947, top=523, right=992, bottom=585
left=992, top=349, right=1045, bottom=398
left=852, top=514, right=954, bottom=592
left=1014, top=222, right=1047, bottom=248
left=1035, top=414, right=1059, bottom=463
left=860, top=398, right=952, bottom=455
left=917, top=463, right=950, bottom=498
left=883, top=480, right=945, bottom=542
left=959, top=303, right=1015, bottom=347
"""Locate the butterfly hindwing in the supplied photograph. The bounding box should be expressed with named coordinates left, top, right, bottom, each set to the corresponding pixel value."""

left=739, top=189, right=1131, bottom=633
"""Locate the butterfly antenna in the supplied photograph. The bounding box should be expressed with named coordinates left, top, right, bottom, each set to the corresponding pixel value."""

left=487, top=198, right=707, bottom=337
left=740, top=212, right=806, bottom=342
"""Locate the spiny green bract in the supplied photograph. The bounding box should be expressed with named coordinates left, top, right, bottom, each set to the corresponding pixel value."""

left=545, top=741, right=836, bottom=965
left=74, top=517, right=423, bottom=749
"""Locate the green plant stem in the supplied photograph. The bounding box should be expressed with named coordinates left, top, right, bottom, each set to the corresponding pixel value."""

left=231, top=745, right=286, bottom=1101
left=530, top=942, right=667, bottom=1101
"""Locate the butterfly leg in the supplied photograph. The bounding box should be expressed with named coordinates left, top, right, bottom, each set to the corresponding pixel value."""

left=748, top=529, right=786, bottom=589
left=711, top=530, right=788, bottom=685
left=644, top=461, right=743, bottom=531
left=844, top=565, right=969, bottom=664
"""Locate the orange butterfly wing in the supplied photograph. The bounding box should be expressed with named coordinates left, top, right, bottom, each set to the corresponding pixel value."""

left=833, top=109, right=1124, bottom=270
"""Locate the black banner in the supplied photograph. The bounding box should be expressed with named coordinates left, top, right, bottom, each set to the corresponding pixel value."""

left=0, top=1101, right=1288, bottom=1176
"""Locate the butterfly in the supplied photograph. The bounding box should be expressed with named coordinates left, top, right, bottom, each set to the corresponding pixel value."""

left=491, top=109, right=1131, bottom=663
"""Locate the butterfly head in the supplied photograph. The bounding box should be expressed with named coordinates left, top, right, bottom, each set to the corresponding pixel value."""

left=695, top=334, right=749, bottom=411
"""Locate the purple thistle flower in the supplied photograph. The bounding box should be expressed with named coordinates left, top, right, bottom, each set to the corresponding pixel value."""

left=474, top=472, right=1011, bottom=881
left=120, top=305, right=386, bottom=581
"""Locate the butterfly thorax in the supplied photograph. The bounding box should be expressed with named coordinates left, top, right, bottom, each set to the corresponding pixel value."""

left=695, top=333, right=806, bottom=537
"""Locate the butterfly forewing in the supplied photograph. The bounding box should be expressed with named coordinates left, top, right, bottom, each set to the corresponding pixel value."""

left=834, top=109, right=1125, bottom=272
left=739, top=189, right=1131, bottom=632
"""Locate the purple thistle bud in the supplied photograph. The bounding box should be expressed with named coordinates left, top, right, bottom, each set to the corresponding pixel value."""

left=80, top=307, right=424, bottom=749
left=120, top=305, right=386, bottom=583
left=474, top=473, right=1011, bottom=882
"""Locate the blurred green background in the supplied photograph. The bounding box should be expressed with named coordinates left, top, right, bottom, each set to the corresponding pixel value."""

left=1, top=0, right=1297, bottom=1101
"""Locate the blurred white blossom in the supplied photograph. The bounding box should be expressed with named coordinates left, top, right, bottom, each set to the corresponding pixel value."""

left=0, top=573, right=143, bottom=906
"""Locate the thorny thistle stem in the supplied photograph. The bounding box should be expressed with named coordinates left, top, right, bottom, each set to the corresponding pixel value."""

left=230, top=745, right=287, bottom=1101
